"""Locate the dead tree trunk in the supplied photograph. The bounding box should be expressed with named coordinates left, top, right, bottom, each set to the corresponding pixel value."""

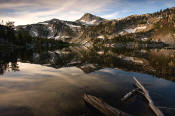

left=133, top=77, right=164, bottom=116
left=83, top=94, right=132, bottom=116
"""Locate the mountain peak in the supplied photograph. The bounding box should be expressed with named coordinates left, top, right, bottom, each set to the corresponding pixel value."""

left=82, top=13, right=97, bottom=18
left=77, top=13, right=105, bottom=25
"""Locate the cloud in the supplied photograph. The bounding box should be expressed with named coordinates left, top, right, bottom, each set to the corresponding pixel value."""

left=100, top=0, right=175, bottom=19
left=0, top=0, right=114, bottom=25
left=0, top=0, right=175, bottom=25
left=102, top=12, right=119, bottom=19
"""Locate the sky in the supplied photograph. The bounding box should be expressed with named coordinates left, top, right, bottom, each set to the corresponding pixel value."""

left=0, top=0, right=175, bottom=26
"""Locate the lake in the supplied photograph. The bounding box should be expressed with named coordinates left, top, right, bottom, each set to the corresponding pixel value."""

left=0, top=46, right=175, bottom=116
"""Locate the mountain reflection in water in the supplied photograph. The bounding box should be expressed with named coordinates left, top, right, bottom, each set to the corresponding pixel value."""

left=1, top=46, right=175, bottom=80
left=0, top=63, right=175, bottom=116
left=0, top=46, right=175, bottom=116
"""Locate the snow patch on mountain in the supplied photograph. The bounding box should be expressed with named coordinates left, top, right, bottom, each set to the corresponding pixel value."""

left=121, top=56, right=144, bottom=64
left=30, top=30, right=38, bottom=37
left=66, top=23, right=81, bottom=28
left=80, top=19, right=97, bottom=25
left=141, top=37, right=149, bottom=41
left=119, top=31, right=124, bottom=35
left=97, top=35, right=105, bottom=39
left=124, top=26, right=147, bottom=33
left=54, top=35, right=70, bottom=39
left=55, top=36, right=60, bottom=40
left=38, top=22, right=49, bottom=25
left=47, top=26, right=54, bottom=39
left=48, top=26, right=54, bottom=33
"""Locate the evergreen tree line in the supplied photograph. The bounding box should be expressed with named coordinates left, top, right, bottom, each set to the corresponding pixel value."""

left=0, top=24, right=69, bottom=49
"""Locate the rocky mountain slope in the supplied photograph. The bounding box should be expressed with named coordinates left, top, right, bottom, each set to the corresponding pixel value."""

left=16, top=7, right=175, bottom=45
left=77, top=7, right=175, bottom=45
left=16, top=13, right=105, bottom=42
left=16, top=19, right=83, bottom=41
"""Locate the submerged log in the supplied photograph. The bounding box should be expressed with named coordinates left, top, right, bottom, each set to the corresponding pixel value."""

left=121, top=88, right=140, bottom=101
left=133, top=77, right=164, bottom=116
left=83, top=94, right=131, bottom=116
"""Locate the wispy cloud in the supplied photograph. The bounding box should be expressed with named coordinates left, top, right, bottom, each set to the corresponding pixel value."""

left=102, top=12, right=119, bottom=19
left=0, top=0, right=175, bottom=25
left=0, top=0, right=114, bottom=25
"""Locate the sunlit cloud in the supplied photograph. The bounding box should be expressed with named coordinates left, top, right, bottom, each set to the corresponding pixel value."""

left=0, top=0, right=114, bottom=25
left=0, top=0, right=175, bottom=25
left=102, top=12, right=119, bottom=19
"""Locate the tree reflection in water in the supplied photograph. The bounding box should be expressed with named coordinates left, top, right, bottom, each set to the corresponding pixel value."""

left=0, top=46, right=175, bottom=81
left=0, top=48, right=19, bottom=74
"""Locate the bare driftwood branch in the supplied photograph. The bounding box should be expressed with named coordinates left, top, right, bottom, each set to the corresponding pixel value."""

left=121, top=88, right=140, bottom=101
left=133, top=77, right=164, bottom=116
left=83, top=94, right=131, bottom=116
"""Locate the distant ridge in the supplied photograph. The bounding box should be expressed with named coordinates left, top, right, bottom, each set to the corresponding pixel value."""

left=16, top=6, right=175, bottom=45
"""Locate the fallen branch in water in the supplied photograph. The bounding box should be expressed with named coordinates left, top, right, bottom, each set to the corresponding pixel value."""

left=84, top=77, right=166, bottom=116
left=83, top=94, right=132, bottom=116
left=133, top=77, right=164, bottom=116
left=121, top=88, right=140, bottom=101
left=121, top=77, right=164, bottom=116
